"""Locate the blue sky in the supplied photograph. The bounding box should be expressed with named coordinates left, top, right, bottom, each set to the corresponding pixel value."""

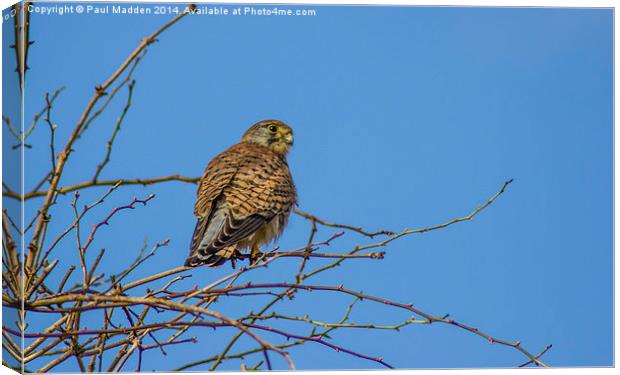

left=2, top=2, right=613, bottom=371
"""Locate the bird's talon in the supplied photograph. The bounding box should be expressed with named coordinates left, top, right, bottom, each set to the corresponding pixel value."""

left=250, top=245, right=264, bottom=265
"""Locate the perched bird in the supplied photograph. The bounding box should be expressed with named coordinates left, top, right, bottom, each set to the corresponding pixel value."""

left=185, top=120, right=297, bottom=267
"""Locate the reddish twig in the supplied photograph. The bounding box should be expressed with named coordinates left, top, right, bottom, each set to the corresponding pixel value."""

left=518, top=344, right=553, bottom=367
left=202, top=282, right=550, bottom=367
left=81, top=194, right=155, bottom=254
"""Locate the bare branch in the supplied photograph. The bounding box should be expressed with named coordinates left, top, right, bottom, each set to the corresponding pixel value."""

left=294, top=209, right=395, bottom=238
left=92, top=80, right=136, bottom=182
left=4, top=175, right=199, bottom=200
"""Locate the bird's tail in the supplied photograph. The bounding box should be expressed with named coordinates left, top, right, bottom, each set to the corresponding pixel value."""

left=184, top=245, right=238, bottom=267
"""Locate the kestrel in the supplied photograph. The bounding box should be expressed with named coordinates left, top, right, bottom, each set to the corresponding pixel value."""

left=185, top=120, right=297, bottom=267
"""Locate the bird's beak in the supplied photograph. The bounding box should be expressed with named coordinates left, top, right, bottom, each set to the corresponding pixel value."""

left=284, top=133, right=294, bottom=145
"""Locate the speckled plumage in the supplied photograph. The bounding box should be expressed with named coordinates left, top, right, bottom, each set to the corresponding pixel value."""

left=185, top=120, right=297, bottom=267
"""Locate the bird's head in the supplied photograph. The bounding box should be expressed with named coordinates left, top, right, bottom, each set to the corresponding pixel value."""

left=241, top=119, right=294, bottom=156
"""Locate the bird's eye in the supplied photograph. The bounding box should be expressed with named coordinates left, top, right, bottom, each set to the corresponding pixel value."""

left=268, top=125, right=278, bottom=133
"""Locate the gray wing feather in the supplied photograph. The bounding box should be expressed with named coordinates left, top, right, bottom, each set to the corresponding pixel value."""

left=186, top=201, right=269, bottom=266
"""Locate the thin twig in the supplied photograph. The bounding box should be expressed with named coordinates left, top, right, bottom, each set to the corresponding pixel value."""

left=92, top=80, right=136, bottom=181
left=4, top=175, right=199, bottom=200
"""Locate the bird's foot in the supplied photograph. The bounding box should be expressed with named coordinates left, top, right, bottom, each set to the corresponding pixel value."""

left=230, top=248, right=244, bottom=269
left=250, top=245, right=264, bottom=265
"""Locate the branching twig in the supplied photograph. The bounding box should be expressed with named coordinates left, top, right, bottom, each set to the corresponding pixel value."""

left=3, top=175, right=199, bottom=200
left=518, top=344, right=553, bottom=367
left=92, top=80, right=136, bottom=182
left=44, top=92, right=58, bottom=172
left=294, top=209, right=395, bottom=238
